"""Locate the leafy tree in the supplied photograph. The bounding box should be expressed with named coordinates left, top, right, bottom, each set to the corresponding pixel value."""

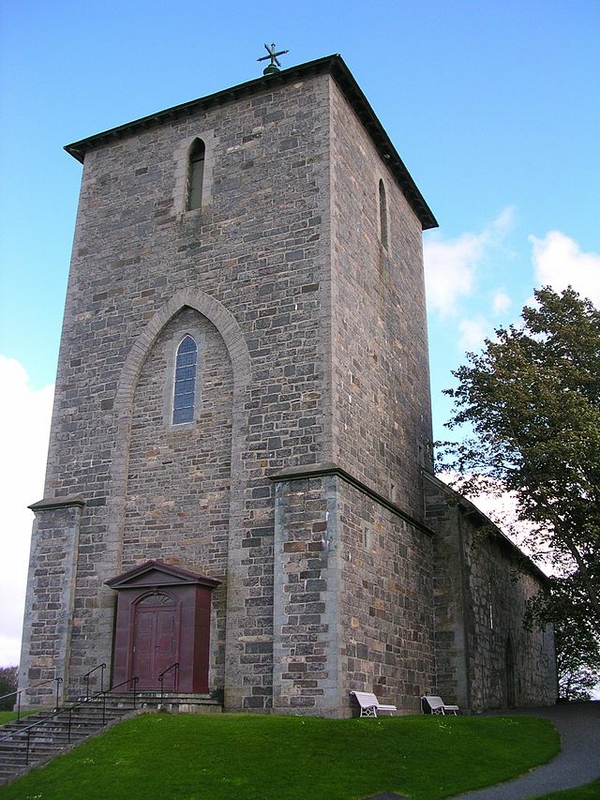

left=558, top=660, right=598, bottom=701
left=556, top=616, right=600, bottom=701
left=438, top=287, right=600, bottom=640
left=527, top=576, right=600, bottom=700
left=0, top=665, right=18, bottom=710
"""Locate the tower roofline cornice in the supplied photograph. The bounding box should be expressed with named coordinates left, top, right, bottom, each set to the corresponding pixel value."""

left=64, top=54, right=437, bottom=230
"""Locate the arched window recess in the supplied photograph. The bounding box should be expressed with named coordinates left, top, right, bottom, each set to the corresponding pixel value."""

left=378, top=178, right=389, bottom=249
left=187, top=138, right=205, bottom=211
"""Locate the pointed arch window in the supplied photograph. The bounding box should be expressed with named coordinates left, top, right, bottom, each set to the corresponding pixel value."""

left=187, top=139, right=206, bottom=211
left=378, top=179, right=388, bottom=249
left=172, top=335, right=197, bottom=425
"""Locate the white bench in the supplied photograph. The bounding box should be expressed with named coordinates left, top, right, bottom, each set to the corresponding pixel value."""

left=421, top=695, right=459, bottom=715
left=350, top=691, right=397, bottom=718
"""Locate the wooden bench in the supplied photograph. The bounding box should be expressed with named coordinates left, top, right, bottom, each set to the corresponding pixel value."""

left=421, top=695, right=459, bottom=715
left=350, top=691, right=397, bottom=718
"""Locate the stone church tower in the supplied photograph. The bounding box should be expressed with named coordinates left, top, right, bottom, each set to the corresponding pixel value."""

left=19, top=54, right=556, bottom=715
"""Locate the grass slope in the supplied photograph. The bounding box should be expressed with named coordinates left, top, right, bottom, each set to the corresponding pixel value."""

left=0, top=712, right=560, bottom=800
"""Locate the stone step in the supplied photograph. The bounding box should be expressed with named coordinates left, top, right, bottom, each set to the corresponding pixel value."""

left=3, top=716, right=120, bottom=739
left=0, top=711, right=56, bottom=732
left=69, top=691, right=221, bottom=714
left=0, top=703, right=134, bottom=787
left=0, top=690, right=222, bottom=786
left=0, top=747, right=58, bottom=763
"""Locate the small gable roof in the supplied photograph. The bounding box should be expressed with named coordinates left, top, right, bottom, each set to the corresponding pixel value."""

left=105, top=560, right=220, bottom=590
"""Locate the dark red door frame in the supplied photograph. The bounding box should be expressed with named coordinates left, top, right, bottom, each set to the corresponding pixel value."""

left=106, top=561, right=220, bottom=694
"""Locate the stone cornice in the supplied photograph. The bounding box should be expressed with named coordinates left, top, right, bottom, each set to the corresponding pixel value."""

left=269, top=461, right=434, bottom=536
left=28, top=495, right=86, bottom=511
left=64, top=54, right=437, bottom=231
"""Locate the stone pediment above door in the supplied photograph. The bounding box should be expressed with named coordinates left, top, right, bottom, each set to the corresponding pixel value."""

left=105, top=560, right=221, bottom=590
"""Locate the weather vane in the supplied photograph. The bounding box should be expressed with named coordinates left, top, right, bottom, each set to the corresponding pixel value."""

left=258, top=43, right=289, bottom=75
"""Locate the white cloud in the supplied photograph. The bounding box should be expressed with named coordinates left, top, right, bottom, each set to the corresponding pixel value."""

left=492, top=290, right=512, bottom=316
left=530, top=231, right=600, bottom=306
left=424, top=207, right=515, bottom=318
left=0, top=357, right=54, bottom=667
left=458, top=316, right=489, bottom=351
left=424, top=233, right=480, bottom=317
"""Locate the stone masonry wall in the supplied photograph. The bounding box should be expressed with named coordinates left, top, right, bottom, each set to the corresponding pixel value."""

left=22, top=62, right=443, bottom=714
left=272, top=473, right=340, bottom=715
left=338, top=479, right=436, bottom=714
left=26, top=71, right=334, bottom=706
left=424, top=474, right=557, bottom=711
left=117, top=306, right=232, bottom=691
left=18, top=499, right=83, bottom=705
left=272, top=470, right=436, bottom=717
left=329, top=77, right=433, bottom=521
left=463, top=534, right=557, bottom=710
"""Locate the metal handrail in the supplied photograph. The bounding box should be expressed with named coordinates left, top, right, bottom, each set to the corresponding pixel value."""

left=1, top=698, right=80, bottom=751
left=83, top=663, right=106, bottom=700
left=0, top=675, right=140, bottom=767
left=158, top=662, right=179, bottom=704
left=0, top=677, right=63, bottom=722
left=88, top=676, right=140, bottom=727
left=107, top=675, right=139, bottom=712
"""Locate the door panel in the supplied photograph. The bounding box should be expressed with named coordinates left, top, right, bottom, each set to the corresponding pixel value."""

left=132, top=606, right=155, bottom=687
left=132, top=594, right=178, bottom=689
left=155, top=608, right=177, bottom=686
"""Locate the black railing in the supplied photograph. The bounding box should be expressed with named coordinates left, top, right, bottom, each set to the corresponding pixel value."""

left=108, top=675, right=139, bottom=719
left=0, top=674, right=139, bottom=768
left=83, top=663, right=106, bottom=700
left=0, top=676, right=63, bottom=722
left=0, top=698, right=86, bottom=765
left=158, top=662, right=179, bottom=704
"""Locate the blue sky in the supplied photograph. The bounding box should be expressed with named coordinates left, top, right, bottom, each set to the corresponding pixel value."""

left=1, top=0, right=599, bottom=665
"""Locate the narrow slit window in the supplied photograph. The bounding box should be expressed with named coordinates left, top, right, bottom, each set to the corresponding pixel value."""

left=172, top=335, right=197, bottom=425
left=378, top=179, right=388, bottom=248
left=187, top=139, right=205, bottom=211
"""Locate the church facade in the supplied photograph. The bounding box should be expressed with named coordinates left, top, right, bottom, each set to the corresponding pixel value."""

left=19, top=55, right=556, bottom=715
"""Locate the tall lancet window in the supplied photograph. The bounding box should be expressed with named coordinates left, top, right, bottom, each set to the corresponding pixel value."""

left=378, top=179, right=388, bottom=249
left=172, top=335, right=197, bottom=425
left=187, top=139, right=205, bottom=211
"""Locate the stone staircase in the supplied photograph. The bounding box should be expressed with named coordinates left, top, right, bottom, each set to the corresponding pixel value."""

left=133, top=690, right=222, bottom=715
left=0, top=691, right=221, bottom=787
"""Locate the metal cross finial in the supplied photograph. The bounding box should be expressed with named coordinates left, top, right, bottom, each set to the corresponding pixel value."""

left=258, top=43, right=289, bottom=74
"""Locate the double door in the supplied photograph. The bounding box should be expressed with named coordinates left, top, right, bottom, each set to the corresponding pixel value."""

left=132, top=594, right=178, bottom=689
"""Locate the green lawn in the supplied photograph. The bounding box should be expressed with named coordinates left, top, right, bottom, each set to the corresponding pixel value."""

left=0, top=709, right=39, bottom=725
left=0, top=712, right=561, bottom=799
left=535, top=781, right=600, bottom=799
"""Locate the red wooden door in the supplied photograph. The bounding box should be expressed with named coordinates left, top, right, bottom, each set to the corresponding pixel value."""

left=132, top=594, right=178, bottom=689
